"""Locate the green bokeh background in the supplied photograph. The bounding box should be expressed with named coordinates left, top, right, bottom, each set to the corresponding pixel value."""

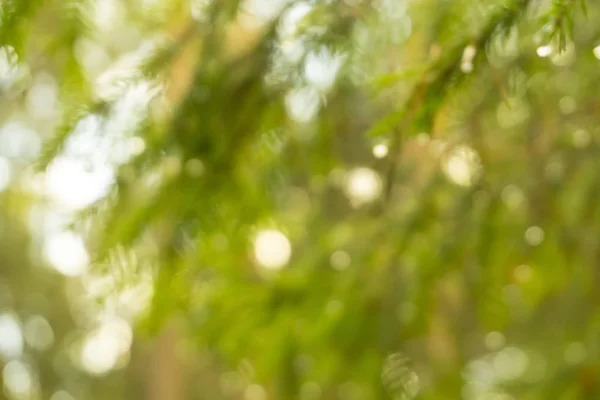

left=1, top=0, right=600, bottom=399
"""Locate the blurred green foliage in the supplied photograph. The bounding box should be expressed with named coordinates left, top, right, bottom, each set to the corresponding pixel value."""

left=2, top=0, right=600, bottom=399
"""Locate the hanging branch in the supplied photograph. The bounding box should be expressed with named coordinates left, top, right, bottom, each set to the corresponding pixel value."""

left=382, top=0, right=533, bottom=204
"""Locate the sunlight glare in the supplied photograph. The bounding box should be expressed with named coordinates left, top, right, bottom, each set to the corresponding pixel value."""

left=81, top=317, right=133, bottom=375
left=304, top=47, right=346, bottom=91
left=43, top=231, right=89, bottom=277
left=253, top=229, right=292, bottom=270
left=285, top=86, right=320, bottom=123
left=536, top=45, right=552, bottom=58
left=345, top=167, right=382, bottom=205
left=372, top=143, right=389, bottom=159
left=45, top=157, right=114, bottom=210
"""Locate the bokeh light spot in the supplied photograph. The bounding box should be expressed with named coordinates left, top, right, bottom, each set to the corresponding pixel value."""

left=0, top=122, right=41, bottom=161
left=0, top=46, right=22, bottom=90
left=45, top=157, right=114, bottom=210
left=330, top=250, right=351, bottom=271
left=514, top=264, right=533, bottom=284
left=501, top=184, right=525, bottom=210
left=80, top=317, right=133, bottom=375
left=572, top=129, right=590, bottom=148
left=24, top=316, right=54, bottom=352
left=524, top=226, right=544, bottom=246
left=285, top=86, right=320, bottom=123
left=373, top=143, right=389, bottom=159
left=0, top=314, right=23, bottom=360
left=536, top=45, right=552, bottom=58
left=304, top=47, right=346, bottom=91
left=253, top=229, right=292, bottom=270
left=345, top=167, right=382, bottom=205
left=441, top=146, right=481, bottom=187
left=43, top=231, right=89, bottom=277
left=3, top=360, right=34, bottom=399
left=494, top=347, right=528, bottom=381
left=559, top=96, right=576, bottom=114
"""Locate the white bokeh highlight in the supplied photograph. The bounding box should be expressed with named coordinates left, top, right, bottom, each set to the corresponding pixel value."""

left=3, top=360, right=34, bottom=399
left=43, top=231, right=89, bottom=277
left=0, top=314, right=23, bottom=360
left=345, top=167, right=382, bottom=206
left=253, top=229, right=292, bottom=270
left=80, top=317, right=133, bottom=375
left=372, top=143, right=389, bottom=159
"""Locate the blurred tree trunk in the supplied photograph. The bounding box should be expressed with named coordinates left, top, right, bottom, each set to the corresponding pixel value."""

left=148, top=321, right=186, bottom=400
